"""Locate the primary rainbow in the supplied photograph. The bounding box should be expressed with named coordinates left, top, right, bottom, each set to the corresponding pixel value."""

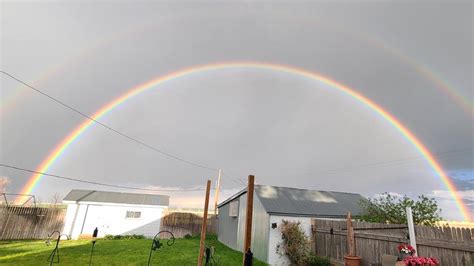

left=18, top=62, right=471, bottom=221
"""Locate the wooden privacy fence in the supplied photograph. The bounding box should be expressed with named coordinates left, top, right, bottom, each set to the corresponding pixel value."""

left=312, top=219, right=473, bottom=266
left=0, top=206, right=66, bottom=240
left=160, top=212, right=216, bottom=238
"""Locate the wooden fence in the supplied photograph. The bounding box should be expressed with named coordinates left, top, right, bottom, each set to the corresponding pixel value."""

left=0, top=206, right=66, bottom=240
left=160, top=212, right=217, bottom=238
left=312, top=219, right=473, bottom=266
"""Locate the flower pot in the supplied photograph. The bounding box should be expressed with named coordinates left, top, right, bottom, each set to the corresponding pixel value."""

left=399, top=253, right=414, bottom=261
left=344, top=255, right=361, bottom=266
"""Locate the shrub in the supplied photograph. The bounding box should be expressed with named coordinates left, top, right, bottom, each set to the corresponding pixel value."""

left=184, top=234, right=192, bottom=239
left=130, top=234, right=145, bottom=239
left=305, top=254, right=331, bottom=266
left=103, top=234, right=145, bottom=240
left=276, top=220, right=310, bottom=265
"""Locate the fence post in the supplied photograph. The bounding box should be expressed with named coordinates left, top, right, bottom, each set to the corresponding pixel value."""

left=346, top=212, right=355, bottom=256
left=198, top=180, right=211, bottom=266
left=243, top=175, right=255, bottom=265
left=406, top=207, right=417, bottom=256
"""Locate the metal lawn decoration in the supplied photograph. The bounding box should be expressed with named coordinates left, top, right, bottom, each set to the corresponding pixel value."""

left=204, top=245, right=217, bottom=265
left=45, top=231, right=69, bottom=266
left=89, top=227, right=99, bottom=266
left=147, top=230, right=175, bottom=265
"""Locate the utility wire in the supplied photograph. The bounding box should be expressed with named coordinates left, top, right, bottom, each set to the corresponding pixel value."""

left=0, top=163, right=212, bottom=192
left=222, top=172, right=246, bottom=186
left=0, top=71, right=217, bottom=171
left=288, top=148, right=474, bottom=177
left=224, top=148, right=473, bottom=179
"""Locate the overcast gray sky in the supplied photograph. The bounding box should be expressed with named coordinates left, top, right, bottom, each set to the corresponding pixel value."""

left=1, top=1, right=472, bottom=220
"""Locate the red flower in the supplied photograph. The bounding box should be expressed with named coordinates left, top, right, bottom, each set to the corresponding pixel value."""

left=398, top=244, right=416, bottom=254
left=403, top=256, right=439, bottom=265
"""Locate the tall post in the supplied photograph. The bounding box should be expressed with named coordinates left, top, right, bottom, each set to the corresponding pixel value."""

left=406, top=207, right=417, bottom=256
left=213, top=169, right=222, bottom=216
left=243, top=175, right=255, bottom=263
left=346, top=212, right=355, bottom=256
left=198, top=180, right=211, bottom=266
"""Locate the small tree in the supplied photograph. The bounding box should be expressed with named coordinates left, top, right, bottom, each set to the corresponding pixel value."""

left=49, top=193, right=62, bottom=208
left=359, top=193, right=442, bottom=226
left=276, top=220, right=310, bottom=265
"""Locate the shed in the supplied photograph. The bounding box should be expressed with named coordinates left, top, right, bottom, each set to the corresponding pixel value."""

left=62, top=190, right=169, bottom=239
left=217, top=185, right=365, bottom=265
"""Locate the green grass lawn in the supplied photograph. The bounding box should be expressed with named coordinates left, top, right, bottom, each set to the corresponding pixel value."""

left=0, top=235, right=267, bottom=265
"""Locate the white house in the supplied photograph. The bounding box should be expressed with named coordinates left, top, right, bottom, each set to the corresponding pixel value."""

left=62, top=190, right=169, bottom=239
left=217, top=185, right=365, bottom=265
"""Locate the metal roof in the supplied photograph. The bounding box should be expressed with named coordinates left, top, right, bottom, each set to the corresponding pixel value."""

left=63, top=190, right=169, bottom=206
left=218, top=185, right=365, bottom=217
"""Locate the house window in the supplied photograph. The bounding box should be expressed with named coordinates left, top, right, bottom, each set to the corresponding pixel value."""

left=229, top=201, right=238, bottom=217
left=125, top=211, right=141, bottom=219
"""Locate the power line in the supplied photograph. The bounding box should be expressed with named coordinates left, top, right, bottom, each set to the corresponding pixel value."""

left=225, top=148, right=473, bottom=179
left=0, top=71, right=217, bottom=172
left=221, top=174, right=245, bottom=186
left=222, top=171, right=246, bottom=186
left=0, top=163, right=211, bottom=192
left=299, top=148, right=474, bottom=176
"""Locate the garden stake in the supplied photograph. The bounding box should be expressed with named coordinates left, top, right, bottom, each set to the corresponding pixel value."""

left=147, top=230, right=175, bottom=266
left=45, top=231, right=69, bottom=266
left=89, top=227, right=98, bottom=266
left=198, top=180, right=211, bottom=266
left=243, top=249, right=253, bottom=266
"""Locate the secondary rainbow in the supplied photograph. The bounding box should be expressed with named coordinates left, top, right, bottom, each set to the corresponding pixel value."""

left=18, top=62, right=471, bottom=221
left=2, top=22, right=473, bottom=119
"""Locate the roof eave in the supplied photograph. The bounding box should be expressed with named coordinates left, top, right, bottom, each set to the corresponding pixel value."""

left=217, top=187, right=247, bottom=208
left=268, top=212, right=361, bottom=218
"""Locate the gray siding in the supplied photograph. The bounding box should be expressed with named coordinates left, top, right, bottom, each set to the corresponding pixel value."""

left=250, top=195, right=270, bottom=263
left=217, top=199, right=239, bottom=249
left=236, top=193, right=270, bottom=263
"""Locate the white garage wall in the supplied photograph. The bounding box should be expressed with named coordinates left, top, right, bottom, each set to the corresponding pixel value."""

left=62, top=204, right=89, bottom=239
left=63, top=203, right=167, bottom=239
left=62, top=203, right=77, bottom=238
left=267, top=215, right=313, bottom=266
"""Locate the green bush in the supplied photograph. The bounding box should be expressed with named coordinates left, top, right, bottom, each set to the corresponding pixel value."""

left=276, top=220, right=310, bottom=265
left=305, top=254, right=331, bottom=266
left=103, top=234, right=145, bottom=240
left=130, top=234, right=145, bottom=239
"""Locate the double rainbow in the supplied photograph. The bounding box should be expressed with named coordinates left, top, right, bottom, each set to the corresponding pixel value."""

left=18, top=62, right=471, bottom=221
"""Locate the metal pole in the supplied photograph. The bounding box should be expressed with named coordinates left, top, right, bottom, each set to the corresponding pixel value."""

left=88, top=243, right=95, bottom=266
left=198, top=180, right=211, bottom=266
left=406, top=207, right=417, bottom=256
left=213, top=169, right=222, bottom=216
